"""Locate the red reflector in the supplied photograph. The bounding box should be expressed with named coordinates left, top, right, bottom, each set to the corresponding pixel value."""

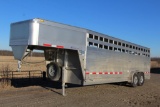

left=43, top=43, right=51, bottom=47
left=56, top=45, right=64, bottom=48
left=105, top=72, right=108, bottom=74
left=92, top=72, right=96, bottom=74
left=86, top=72, right=89, bottom=74
left=99, top=72, right=103, bottom=74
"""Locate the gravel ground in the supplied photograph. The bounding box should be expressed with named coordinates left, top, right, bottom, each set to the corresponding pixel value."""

left=0, top=73, right=160, bottom=107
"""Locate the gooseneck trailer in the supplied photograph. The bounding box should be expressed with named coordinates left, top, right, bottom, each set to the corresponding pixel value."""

left=9, top=18, right=150, bottom=96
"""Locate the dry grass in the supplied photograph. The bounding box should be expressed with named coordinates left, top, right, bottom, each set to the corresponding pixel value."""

left=0, top=56, right=46, bottom=71
left=151, top=58, right=160, bottom=68
left=0, top=64, right=12, bottom=88
left=0, top=56, right=159, bottom=88
left=0, top=56, right=46, bottom=88
left=151, top=61, right=159, bottom=68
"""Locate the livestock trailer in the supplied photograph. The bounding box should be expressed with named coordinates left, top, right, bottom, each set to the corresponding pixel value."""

left=9, top=18, right=150, bottom=96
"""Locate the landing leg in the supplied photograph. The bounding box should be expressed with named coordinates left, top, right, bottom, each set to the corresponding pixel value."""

left=62, top=82, right=66, bottom=96
left=62, top=66, right=66, bottom=96
left=62, top=50, right=68, bottom=96
left=17, top=60, right=21, bottom=72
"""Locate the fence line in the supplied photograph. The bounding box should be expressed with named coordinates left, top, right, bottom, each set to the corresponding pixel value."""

left=0, top=70, right=46, bottom=80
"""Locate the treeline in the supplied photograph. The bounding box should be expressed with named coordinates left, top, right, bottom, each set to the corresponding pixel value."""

left=0, top=50, right=13, bottom=56
left=0, top=50, right=44, bottom=57
left=151, top=57, right=160, bottom=63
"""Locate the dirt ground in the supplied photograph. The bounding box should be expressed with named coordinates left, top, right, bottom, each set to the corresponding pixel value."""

left=0, top=56, right=160, bottom=107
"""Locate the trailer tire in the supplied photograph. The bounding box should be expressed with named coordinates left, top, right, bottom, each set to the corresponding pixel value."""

left=47, top=63, right=61, bottom=81
left=131, top=73, right=138, bottom=87
left=137, top=73, right=144, bottom=86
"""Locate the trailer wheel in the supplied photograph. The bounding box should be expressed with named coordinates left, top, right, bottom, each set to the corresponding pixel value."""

left=47, top=63, right=61, bottom=81
left=137, top=73, right=144, bottom=86
left=131, top=73, right=138, bottom=87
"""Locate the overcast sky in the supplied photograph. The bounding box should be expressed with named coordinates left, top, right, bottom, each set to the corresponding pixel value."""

left=0, top=0, right=160, bottom=57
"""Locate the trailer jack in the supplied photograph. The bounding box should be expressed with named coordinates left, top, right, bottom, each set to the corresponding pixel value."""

left=17, top=60, right=21, bottom=72
left=61, top=50, right=68, bottom=96
left=62, top=66, right=66, bottom=96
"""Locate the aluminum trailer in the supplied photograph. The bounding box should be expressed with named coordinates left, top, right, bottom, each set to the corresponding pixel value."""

left=9, top=18, right=150, bottom=96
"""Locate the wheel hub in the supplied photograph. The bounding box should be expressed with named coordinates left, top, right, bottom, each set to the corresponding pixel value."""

left=49, top=67, right=55, bottom=77
left=140, top=76, right=144, bottom=83
left=134, top=76, right=138, bottom=84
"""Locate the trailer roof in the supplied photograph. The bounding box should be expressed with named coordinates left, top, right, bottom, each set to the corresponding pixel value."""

left=11, top=18, right=150, bottom=50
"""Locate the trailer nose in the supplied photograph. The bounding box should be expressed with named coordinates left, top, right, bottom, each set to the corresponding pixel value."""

left=11, top=45, right=29, bottom=60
